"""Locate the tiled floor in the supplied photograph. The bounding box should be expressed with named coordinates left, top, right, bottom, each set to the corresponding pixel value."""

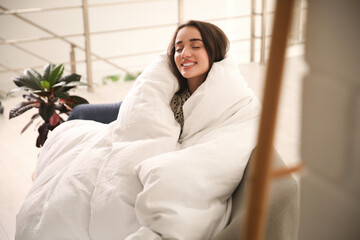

left=0, top=57, right=307, bottom=239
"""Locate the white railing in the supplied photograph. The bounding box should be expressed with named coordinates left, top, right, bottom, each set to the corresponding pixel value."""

left=0, top=0, right=307, bottom=91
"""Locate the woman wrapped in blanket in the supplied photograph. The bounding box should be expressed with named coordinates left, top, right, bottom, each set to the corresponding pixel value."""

left=169, top=20, right=229, bottom=135
left=16, top=20, right=260, bottom=240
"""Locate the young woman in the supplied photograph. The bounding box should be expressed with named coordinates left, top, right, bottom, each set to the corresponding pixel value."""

left=16, top=20, right=260, bottom=240
left=169, top=20, right=229, bottom=135
left=68, top=21, right=230, bottom=136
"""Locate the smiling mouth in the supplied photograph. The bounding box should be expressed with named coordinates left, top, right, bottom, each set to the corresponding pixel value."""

left=182, top=62, right=197, bottom=67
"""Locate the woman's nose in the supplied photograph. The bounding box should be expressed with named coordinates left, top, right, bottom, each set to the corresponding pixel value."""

left=181, top=47, right=191, bottom=58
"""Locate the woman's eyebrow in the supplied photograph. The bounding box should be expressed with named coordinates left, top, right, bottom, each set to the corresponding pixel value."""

left=175, top=38, right=203, bottom=45
left=190, top=38, right=203, bottom=42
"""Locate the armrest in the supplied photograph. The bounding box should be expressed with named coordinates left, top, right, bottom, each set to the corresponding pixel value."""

left=213, top=148, right=299, bottom=240
left=67, top=102, right=122, bottom=124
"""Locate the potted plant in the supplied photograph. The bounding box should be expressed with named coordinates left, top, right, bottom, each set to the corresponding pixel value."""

left=8, top=63, right=89, bottom=147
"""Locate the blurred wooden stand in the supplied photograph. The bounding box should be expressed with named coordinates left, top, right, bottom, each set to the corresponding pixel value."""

left=242, top=0, right=301, bottom=240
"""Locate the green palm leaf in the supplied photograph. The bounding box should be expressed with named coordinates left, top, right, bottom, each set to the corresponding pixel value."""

left=54, top=91, right=70, bottom=99
left=60, top=73, right=81, bottom=84
left=53, top=81, right=87, bottom=96
left=13, top=75, right=42, bottom=90
left=24, top=69, right=43, bottom=90
left=48, top=64, right=64, bottom=87
left=25, top=68, right=43, bottom=81
left=40, top=81, right=50, bottom=90
left=43, top=63, right=55, bottom=82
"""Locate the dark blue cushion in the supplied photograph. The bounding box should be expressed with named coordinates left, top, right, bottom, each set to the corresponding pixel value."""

left=68, top=102, right=122, bottom=124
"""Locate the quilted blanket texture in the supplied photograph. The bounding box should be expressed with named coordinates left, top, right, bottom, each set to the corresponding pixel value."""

left=16, top=53, right=261, bottom=240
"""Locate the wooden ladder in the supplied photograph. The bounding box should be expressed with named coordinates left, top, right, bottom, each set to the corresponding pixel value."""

left=242, top=0, right=303, bottom=239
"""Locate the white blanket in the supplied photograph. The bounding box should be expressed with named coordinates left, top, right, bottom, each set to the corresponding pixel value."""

left=16, top=53, right=261, bottom=240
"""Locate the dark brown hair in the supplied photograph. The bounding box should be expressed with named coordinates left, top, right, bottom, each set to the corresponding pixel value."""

left=167, top=20, right=230, bottom=93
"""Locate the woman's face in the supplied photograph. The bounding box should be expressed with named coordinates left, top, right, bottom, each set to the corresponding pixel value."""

left=174, top=26, right=210, bottom=85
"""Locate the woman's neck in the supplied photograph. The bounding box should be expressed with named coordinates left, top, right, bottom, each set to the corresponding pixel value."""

left=187, top=74, right=207, bottom=94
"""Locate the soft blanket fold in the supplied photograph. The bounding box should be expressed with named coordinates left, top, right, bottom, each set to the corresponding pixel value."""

left=16, top=53, right=261, bottom=240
